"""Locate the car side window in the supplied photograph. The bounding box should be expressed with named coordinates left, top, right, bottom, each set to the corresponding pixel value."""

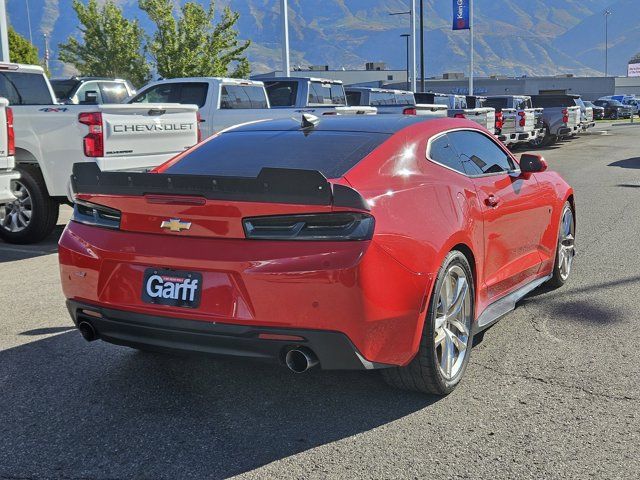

left=447, top=130, right=516, bottom=176
left=220, top=85, right=268, bottom=109
left=130, top=83, right=175, bottom=104
left=428, top=134, right=466, bottom=174
left=177, top=83, right=208, bottom=107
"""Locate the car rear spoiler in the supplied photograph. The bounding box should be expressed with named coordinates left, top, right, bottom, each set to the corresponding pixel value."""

left=70, top=162, right=369, bottom=211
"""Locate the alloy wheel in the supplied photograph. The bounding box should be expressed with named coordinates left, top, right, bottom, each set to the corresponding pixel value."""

left=558, top=207, right=575, bottom=281
left=434, top=265, right=472, bottom=380
left=1, top=180, right=32, bottom=233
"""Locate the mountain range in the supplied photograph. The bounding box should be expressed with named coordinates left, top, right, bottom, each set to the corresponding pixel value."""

left=6, top=0, right=640, bottom=78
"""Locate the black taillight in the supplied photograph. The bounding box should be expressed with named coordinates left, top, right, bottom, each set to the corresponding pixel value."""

left=243, top=213, right=374, bottom=241
left=73, top=199, right=121, bottom=229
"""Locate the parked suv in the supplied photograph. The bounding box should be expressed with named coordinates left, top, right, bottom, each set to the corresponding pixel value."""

left=50, top=77, right=136, bottom=104
left=593, top=99, right=633, bottom=119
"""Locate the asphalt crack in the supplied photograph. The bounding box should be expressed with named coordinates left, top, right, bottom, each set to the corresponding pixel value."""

left=474, top=361, right=638, bottom=403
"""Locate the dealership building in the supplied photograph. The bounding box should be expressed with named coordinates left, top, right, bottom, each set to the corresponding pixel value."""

left=255, top=61, right=640, bottom=100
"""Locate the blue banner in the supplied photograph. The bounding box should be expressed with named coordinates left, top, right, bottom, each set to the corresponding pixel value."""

left=452, top=0, right=470, bottom=30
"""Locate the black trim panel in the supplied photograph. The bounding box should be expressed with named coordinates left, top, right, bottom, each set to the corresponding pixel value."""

left=67, top=300, right=390, bottom=370
left=71, top=162, right=370, bottom=211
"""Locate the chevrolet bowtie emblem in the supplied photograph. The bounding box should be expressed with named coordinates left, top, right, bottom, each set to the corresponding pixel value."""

left=161, top=219, right=192, bottom=232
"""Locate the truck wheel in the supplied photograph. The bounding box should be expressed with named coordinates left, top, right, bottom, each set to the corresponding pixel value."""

left=0, top=165, right=59, bottom=244
left=530, top=127, right=553, bottom=148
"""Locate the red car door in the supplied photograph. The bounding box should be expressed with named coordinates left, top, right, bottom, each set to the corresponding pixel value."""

left=447, top=130, right=551, bottom=301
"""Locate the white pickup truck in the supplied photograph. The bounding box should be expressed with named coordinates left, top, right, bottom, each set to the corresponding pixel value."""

left=0, top=62, right=199, bottom=244
left=418, top=93, right=495, bottom=131
left=483, top=96, right=545, bottom=146
left=130, top=77, right=376, bottom=140
left=346, top=87, right=447, bottom=117
left=0, top=97, right=18, bottom=207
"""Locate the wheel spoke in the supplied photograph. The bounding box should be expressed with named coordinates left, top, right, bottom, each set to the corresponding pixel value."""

left=447, top=277, right=468, bottom=319
left=434, top=328, right=446, bottom=347
left=448, top=317, right=469, bottom=336
left=435, top=314, right=447, bottom=331
left=441, top=333, right=454, bottom=377
left=450, top=330, right=467, bottom=352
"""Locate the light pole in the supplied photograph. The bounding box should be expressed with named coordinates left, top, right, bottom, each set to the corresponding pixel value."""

left=390, top=7, right=416, bottom=91
left=604, top=10, right=612, bottom=77
left=401, top=34, right=410, bottom=91
left=419, top=0, right=424, bottom=92
left=281, top=0, right=290, bottom=77
left=0, top=0, right=9, bottom=62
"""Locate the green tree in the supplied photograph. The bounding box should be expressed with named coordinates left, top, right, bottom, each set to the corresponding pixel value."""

left=139, top=0, right=250, bottom=79
left=8, top=26, right=39, bottom=65
left=58, top=0, right=150, bottom=86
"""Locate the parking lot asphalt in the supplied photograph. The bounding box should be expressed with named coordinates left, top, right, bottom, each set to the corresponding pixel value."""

left=1, top=125, right=639, bottom=479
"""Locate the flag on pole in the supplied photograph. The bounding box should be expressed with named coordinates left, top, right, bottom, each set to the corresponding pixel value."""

left=452, top=0, right=470, bottom=30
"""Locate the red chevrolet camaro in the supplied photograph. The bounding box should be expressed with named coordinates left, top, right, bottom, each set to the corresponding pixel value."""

left=59, top=116, right=575, bottom=395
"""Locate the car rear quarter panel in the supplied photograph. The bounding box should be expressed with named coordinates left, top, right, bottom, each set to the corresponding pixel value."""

left=345, top=120, right=487, bottom=356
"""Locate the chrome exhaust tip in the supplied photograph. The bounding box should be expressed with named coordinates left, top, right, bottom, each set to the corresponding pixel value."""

left=285, top=348, right=319, bottom=373
left=78, top=321, right=98, bottom=342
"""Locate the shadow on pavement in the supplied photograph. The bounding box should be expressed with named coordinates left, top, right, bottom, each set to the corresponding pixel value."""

left=0, top=332, right=436, bottom=479
left=608, top=157, right=640, bottom=170
left=0, top=225, right=65, bottom=263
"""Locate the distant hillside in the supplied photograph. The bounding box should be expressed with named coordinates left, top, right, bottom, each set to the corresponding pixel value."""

left=7, top=0, right=637, bottom=78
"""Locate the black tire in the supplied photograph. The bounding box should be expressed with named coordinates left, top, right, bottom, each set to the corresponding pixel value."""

left=382, top=250, right=474, bottom=395
left=0, top=165, right=59, bottom=244
left=548, top=202, right=575, bottom=288
left=530, top=127, right=554, bottom=148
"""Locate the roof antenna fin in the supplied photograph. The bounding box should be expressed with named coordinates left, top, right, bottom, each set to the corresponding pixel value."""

left=301, top=113, right=320, bottom=129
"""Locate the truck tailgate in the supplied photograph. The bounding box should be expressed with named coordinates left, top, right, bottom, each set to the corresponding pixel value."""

left=567, top=106, right=580, bottom=129
left=461, top=108, right=495, bottom=130
left=100, top=104, right=199, bottom=160
left=516, top=108, right=537, bottom=133
left=500, top=108, right=516, bottom=134
left=415, top=104, right=448, bottom=118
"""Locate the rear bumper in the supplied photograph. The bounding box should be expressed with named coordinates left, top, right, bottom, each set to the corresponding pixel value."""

left=0, top=169, right=19, bottom=204
left=557, top=127, right=572, bottom=136
left=59, top=221, right=429, bottom=367
left=67, top=300, right=388, bottom=370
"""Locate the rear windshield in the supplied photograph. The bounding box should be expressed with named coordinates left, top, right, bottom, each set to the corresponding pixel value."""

left=307, top=82, right=347, bottom=106
left=484, top=98, right=508, bottom=109
left=50, top=79, right=79, bottom=99
left=516, top=97, right=533, bottom=109
left=532, top=96, right=573, bottom=108
left=0, top=72, right=52, bottom=105
left=368, top=91, right=414, bottom=106
left=164, top=130, right=390, bottom=179
left=414, top=93, right=435, bottom=104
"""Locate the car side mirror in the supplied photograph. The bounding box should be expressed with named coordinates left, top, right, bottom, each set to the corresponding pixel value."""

left=520, top=153, right=548, bottom=173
